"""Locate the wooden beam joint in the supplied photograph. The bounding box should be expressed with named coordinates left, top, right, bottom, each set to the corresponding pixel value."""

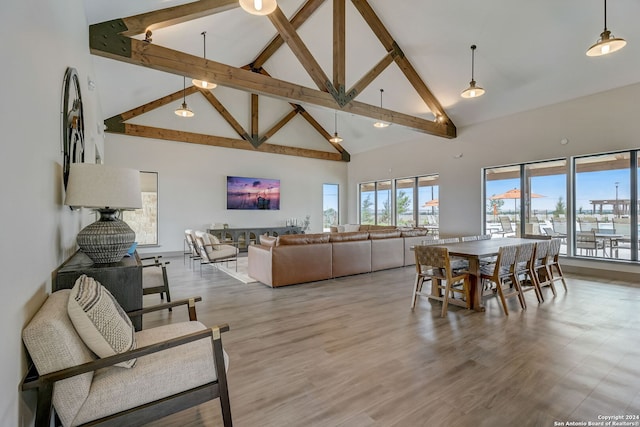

left=89, top=19, right=131, bottom=58
left=104, top=115, right=125, bottom=134
left=390, top=41, right=404, bottom=59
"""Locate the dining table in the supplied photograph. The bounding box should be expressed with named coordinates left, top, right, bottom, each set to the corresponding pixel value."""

left=432, top=237, right=548, bottom=312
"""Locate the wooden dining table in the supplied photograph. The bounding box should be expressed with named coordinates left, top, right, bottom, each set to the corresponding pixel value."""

left=432, top=237, right=547, bottom=312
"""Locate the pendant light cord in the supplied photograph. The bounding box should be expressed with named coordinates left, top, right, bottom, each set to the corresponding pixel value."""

left=201, top=31, right=207, bottom=59
left=183, top=76, right=186, bottom=103
left=603, top=0, right=608, bottom=31
left=379, top=89, right=384, bottom=108
left=470, top=45, right=476, bottom=81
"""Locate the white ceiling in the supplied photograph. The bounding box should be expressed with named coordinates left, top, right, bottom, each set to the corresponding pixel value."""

left=83, top=0, right=640, bottom=155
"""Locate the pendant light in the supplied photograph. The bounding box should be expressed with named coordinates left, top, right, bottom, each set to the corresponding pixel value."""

left=192, top=32, right=217, bottom=89
left=329, top=111, right=343, bottom=143
left=461, top=45, right=485, bottom=99
left=239, top=0, right=277, bottom=15
left=373, top=89, right=390, bottom=128
left=174, top=76, right=194, bottom=118
left=586, top=0, right=626, bottom=57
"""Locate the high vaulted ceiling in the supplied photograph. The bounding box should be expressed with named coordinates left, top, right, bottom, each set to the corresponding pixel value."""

left=84, top=0, right=640, bottom=156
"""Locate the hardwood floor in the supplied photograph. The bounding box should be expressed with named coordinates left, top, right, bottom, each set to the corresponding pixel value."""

left=143, top=255, right=640, bottom=427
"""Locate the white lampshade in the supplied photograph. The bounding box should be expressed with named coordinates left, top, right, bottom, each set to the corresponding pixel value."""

left=239, top=0, right=277, bottom=15
left=65, top=163, right=142, bottom=210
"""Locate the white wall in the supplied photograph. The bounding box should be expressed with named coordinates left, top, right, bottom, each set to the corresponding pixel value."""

left=348, top=82, right=640, bottom=273
left=106, top=135, right=348, bottom=254
left=0, top=1, right=102, bottom=424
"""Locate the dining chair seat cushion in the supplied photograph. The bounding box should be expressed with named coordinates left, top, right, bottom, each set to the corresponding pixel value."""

left=72, top=321, right=229, bottom=426
left=480, top=265, right=510, bottom=277
left=67, top=275, right=137, bottom=368
left=142, top=267, right=164, bottom=289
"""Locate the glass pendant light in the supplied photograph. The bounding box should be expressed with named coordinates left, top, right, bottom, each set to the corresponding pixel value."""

left=174, top=76, right=194, bottom=118
left=239, top=0, right=277, bottom=15
left=586, top=0, right=626, bottom=57
left=192, top=31, right=217, bottom=89
left=373, top=89, right=390, bottom=128
left=461, top=45, right=485, bottom=99
left=329, top=111, right=343, bottom=143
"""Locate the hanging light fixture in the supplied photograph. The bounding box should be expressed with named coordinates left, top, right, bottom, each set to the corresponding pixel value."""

left=586, top=0, right=626, bottom=57
left=174, top=76, right=194, bottom=118
left=329, top=111, right=343, bottom=143
left=461, top=45, right=485, bottom=99
left=373, top=89, right=390, bottom=128
left=239, top=0, right=277, bottom=15
left=192, top=32, right=217, bottom=89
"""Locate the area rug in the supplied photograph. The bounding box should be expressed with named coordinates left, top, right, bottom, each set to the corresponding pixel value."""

left=217, top=257, right=257, bottom=284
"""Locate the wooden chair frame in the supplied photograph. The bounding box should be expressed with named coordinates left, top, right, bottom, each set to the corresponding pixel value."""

left=141, top=255, right=172, bottom=310
left=481, top=244, right=524, bottom=316
left=21, top=298, right=232, bottom=427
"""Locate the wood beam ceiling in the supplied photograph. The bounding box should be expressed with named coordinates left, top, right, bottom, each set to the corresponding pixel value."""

left=92, top=0, right=456, bottom=163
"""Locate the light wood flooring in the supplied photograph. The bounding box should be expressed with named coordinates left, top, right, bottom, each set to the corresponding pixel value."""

left=143, top=255, right=640, bottom=427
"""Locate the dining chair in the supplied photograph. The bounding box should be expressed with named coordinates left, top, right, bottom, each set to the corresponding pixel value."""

left=411, top=245, right=470, bottom=317
left=480, top=244, right=523, bottom=315
left=513, top=242, right=541, bottom=306
left=576, top=230, right=604, bottom=257
left=141, top=256, right=173, bottom=311
left=545, top=238, right=567, bottom=291
left=531, top=240, right=557, bottom=300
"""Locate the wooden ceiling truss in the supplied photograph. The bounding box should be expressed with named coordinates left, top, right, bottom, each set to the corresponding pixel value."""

left=94, top=0, right=455, bottom=163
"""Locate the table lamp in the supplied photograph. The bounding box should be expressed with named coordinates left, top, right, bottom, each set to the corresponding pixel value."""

left=64, top=163, right=142, bottom=263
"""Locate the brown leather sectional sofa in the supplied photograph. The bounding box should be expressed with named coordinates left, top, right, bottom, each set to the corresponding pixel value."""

left=247, top=228, right=430, bottom=287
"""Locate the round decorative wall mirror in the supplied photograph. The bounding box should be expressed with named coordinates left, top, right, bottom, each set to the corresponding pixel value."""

left=62, top=67, right=85, bottom=190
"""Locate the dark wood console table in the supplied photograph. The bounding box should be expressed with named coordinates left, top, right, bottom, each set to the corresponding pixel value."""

left=53, top=251, right=143, bottom=330
left=206, top=226, right=302, bottom=252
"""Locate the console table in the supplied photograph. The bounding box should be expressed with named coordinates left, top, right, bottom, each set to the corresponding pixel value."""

left=206, top=226, right=302, bottom=252
left=53, top=251, right=143, bottom=330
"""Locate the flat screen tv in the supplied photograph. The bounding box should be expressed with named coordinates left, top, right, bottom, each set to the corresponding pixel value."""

left=226, top=176, right=280, bottom=210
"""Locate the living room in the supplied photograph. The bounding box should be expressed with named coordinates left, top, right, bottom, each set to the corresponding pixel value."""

left=4, top=0, right=640, bottom=426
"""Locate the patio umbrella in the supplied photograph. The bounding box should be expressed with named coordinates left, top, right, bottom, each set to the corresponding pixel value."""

left=490, top=188, right=544, bottom=214
left=423, top=199, right=439, bottom=207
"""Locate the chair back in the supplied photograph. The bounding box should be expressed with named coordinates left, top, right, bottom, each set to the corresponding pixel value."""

left=414, top=245, right=450, bottom=277
left=613, top=217, right=631, bottom=237
left=497, top=244, right=518, bottom=269
left=185, top=229, right=201, bottom=257
left=548, top=238, right=562, bottom=260
left=576, top=230, right=597, bottom=250
left=551, top=217, right=567, bottom=234
left=194, top=231, right=213, bottom=262
left=533, top=240, right=551, bottom=262
left=578, top=216, right=598, bottom=232
left=499, top=216, right=514, bottom=233
left=514, top=242, right=535, bottom=271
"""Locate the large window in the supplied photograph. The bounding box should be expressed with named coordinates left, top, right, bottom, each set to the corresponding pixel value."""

left=359, top=174, right=439, bottom=228
left=322, top=183, right=339, bottom=232
left=123, top=171, right=158, bottom=246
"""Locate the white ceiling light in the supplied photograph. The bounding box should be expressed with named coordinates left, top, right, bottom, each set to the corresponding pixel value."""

left=373, top=89, right=390, bottom=128
left=239, top=0, right=277, bottom=15
left=174, top=76, right=194, bottom=118
left=329, top=111, right=343, bottom=143
left=586, top=0, right=626, bottom=57
left=192, top=31, right=217, bottom=90
left=461, top=44, right=485, bottom=99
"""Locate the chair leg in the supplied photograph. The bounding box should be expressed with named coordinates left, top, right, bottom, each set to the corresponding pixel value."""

left=552, top=264, right=568, bottom=291
left=495, top=280, right=509, bottom=316
left=411, top=275, right=422, bottom=309
left=441, top=280, right=452, bottom=317
left=512, top=276, right=527, bottom=310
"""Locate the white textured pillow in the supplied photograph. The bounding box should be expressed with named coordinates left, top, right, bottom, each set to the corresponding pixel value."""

left=67, top=275, right=136, bottom=368
left=207, top=233, right=221, bottom=250
left=343, top=224, right=361, bottom=232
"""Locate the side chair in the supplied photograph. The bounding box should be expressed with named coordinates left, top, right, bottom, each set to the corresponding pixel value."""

left=412, top=245, right=470, bottom=317
left=513, top=242, right=541, bottom=306
left=545, top=238, right=567, bottom=291
left=480, top=244, right=523, bottom=315
left=141, top=255, right=172, bottom=311
left=532, top=240, right=557, bottom=300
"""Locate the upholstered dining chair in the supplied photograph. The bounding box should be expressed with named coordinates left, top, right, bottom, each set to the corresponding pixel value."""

left=412, top=245, right=470, bottom=317
left=513, top=242, right=541, bottom=306
left=480, top=244, right=523, bottom=315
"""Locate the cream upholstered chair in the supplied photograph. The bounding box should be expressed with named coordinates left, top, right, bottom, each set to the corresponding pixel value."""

left=412, top=245, right=470, bottom=317
left=194, top=231, right=239, bottom=274
left=184, top=229, right=202, bottom=267
left=21, top=289, right=232, bottom=427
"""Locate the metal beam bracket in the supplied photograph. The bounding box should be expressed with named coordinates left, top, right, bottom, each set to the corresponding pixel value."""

left=390, top=41, right=404, bottom=59
left=89, top=19, right=132, bottom=58
left=104, top=115, right=125, bottom=134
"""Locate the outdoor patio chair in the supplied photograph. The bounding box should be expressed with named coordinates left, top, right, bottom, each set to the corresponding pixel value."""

left=576, top=230, right=605, bottom=257
left=492, top=216, right=515, bottom=237
left=577, top=216, right=599, bottom=232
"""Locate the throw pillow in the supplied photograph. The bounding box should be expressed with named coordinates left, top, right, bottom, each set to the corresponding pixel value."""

left=67, top=275, right=136, bottom=368
left=207, top=233, right=221, bottom=250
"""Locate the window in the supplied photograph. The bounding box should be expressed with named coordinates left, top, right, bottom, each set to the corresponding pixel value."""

left=395, top=178, right=415, bottom=226
left=376, top=180, right=392, bottom=225
left=418, top=175, right=439, bottom=229
left=359, top=182, right=375, bottom=224
left=122, top=171, right=158, bottom=246
left=322, top=184, right=339, bottom=232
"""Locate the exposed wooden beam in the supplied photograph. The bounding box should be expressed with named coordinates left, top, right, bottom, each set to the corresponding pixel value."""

left=258, top=109, right=298, bottom=145
left=88, top=32, right=453, bottom=138
left=350, top=0, right=452, bottom=124
left=251, top=0, right=326, bottom=70
left=345, top=52, right=394, bottom=101
left=115, top=85, right=200, bottom=121
left=119, top=0, right=238, bottom=37
left=198, top=88, right=256, bottom=146
left=109, top=123, right=345, bottom=161
left=297, top=108, right=349, bottom=160
left=333, top=0, right=345, bottom=96
left=251, top=94, right=259, bottom=142
left=267, top=7, right=336, bottom=97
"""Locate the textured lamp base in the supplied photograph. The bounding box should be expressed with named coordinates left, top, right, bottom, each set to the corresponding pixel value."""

left=77, top=209, right=136, bottom=264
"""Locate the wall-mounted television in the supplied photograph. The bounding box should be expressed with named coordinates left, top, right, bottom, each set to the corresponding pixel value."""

left=226, top=176, right=280, bottom=210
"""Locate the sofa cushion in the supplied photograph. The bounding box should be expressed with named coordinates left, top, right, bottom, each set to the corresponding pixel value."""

left=368, top=229, right=402, bottom=239
left=259, top=234, right=278, bottom=247
left=401, top=229, right=429, bottom=237
left=329, top=231, right=369, bottom=242
left=277, top=233, right=330, bottom=245
left=67, top=275, right=137, bottom=368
